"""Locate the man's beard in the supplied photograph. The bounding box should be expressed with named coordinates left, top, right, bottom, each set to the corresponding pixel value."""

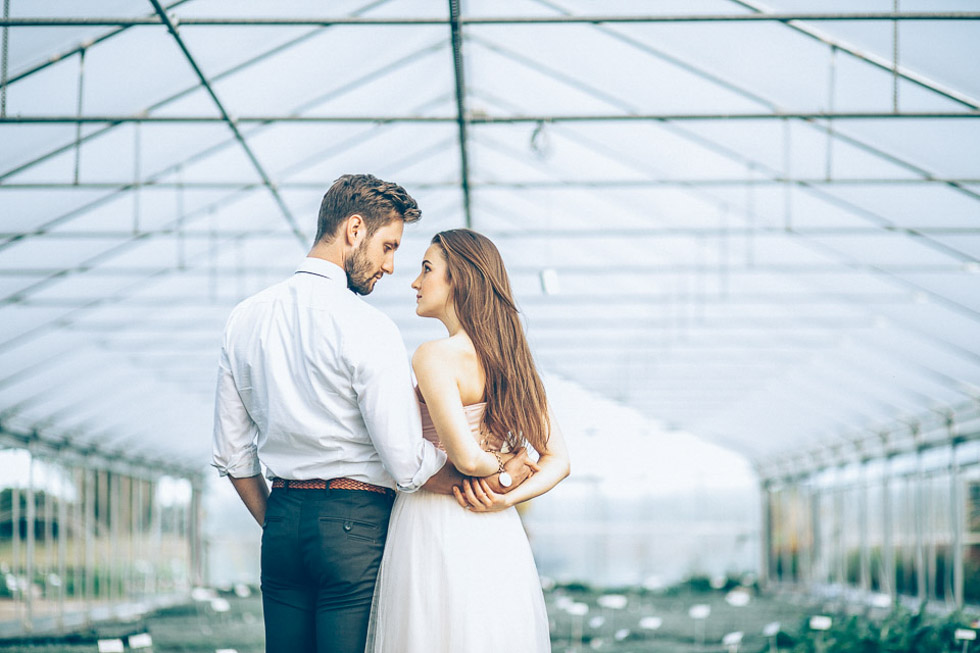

left=345, top=243, right=379, bottom=295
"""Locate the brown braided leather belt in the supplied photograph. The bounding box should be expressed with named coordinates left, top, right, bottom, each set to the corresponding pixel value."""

left=271, top=477, right=394, bottom=498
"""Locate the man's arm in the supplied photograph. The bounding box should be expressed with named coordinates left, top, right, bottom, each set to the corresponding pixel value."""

left=213, top=338, right=265, bottom=522
left=352, top=317, right=447, bottom=492
left=229, top=475, right=269, bottom=527
left=422, top=448, right=537, bottom=495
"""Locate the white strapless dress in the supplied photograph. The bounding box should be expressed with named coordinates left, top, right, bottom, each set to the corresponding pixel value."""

left=365, top=401, right=551, bottom=653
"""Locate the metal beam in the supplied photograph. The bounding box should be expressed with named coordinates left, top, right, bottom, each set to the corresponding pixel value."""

left=3, top=110, right=978, bottom=123
left=7, top=292, right=920, bottom=309
left=447, top=0, right=472, bottom=228
left=473, top=123, right=980, bottom=366
left=147, top=0, right=304, bottom=245
left=475, top=122, right=980, bottom=323
left=472, top=14, right=980, bottom=208
left=4, top=13, right=980, bottom=27
left=727, top=0, right=980, bottom=110
left=0, top=263, right=971, bottom=277
left=4, top=176, right=980, bottom=190
left=0, top=0, right=414, bottom=185
left=3, top=225, right=979, bottom=240
left=0, top=0, right=193, bottom=91
left=0, top=100, right=453, bottom=351
left=0, top=132, right=453, bottom=307
left=0, top=424, right=197, bottom=479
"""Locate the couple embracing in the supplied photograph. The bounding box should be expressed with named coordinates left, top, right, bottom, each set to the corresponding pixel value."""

left=212, top=174, right=570, bottom=653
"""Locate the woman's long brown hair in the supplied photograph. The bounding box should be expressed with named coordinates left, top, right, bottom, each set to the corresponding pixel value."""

left=432, top=229, right=550, bottom=453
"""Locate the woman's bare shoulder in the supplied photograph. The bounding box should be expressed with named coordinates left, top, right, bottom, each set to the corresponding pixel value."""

left=413, top=337, right=466, bottom=373
left=412, top=336, right=481, bottom=396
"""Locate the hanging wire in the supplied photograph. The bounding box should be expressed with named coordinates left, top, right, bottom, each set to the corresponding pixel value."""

left=782, top=118, right=792, bottom=231
left=209, top=208, right=217, bottom=303
left=236, top=239, right=245, bottom=299
left=0, top=0, right=10, bottom=117
left=696, top=234, right=707, bottom=324
left=73, top=48, right=86, bottom=185
left=826, top=46, right=838, bottom=181
left=719, top=205, right=730, bottom=299
left=746, top=163, right=756, bottom=268
left=176, top=164, right=185, bottom=270
left=133, top=123, right=141, bottom=234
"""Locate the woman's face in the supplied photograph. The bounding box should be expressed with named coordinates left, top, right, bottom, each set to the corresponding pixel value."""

left=411, top=244, right=453, bottom=318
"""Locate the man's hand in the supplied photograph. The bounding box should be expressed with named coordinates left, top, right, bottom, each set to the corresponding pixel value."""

left=228, top=474, right=269, bottom=527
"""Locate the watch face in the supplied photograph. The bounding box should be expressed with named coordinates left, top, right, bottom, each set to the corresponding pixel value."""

left=499, top=471, right=513, bottom=488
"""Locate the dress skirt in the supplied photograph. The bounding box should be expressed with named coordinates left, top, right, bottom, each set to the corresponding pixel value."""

left=365, top=490, right=551, bottom=653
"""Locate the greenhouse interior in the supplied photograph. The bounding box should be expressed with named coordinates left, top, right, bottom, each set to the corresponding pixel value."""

left=1, top=1, right=979, bottom=651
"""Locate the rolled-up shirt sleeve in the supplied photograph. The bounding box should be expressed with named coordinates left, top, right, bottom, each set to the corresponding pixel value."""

left=212, top=342, right=262, bottom=478
left=350, top=318, right=447, bottom=492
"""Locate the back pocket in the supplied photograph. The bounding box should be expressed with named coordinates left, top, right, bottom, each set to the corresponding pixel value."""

left=319, top=516, right=384, bottom=544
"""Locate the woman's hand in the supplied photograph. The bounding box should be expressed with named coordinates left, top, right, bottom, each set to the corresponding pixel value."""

left=453, top=477, right=512, bottom=512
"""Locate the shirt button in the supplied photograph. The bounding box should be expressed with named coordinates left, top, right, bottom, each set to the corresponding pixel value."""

left=343, top=522, right=352, bottom=532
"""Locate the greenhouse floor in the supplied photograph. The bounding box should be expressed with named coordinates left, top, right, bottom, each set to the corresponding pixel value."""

left=0, top=583, right=974, bottom=652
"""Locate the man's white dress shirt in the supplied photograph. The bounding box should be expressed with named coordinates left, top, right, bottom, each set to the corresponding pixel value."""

left=212, top=257, right=447, bottom=492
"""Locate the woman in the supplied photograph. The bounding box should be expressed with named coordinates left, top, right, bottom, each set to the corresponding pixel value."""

left=365, top=229, right=571, bottom=653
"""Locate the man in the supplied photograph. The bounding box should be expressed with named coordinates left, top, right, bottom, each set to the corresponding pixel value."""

left=212, top=174, right=529, bottom=653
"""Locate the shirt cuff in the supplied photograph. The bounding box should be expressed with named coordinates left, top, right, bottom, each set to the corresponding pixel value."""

left=396, top=447, right=448, bottom=493
left=212, top=444, right=262, bottom=478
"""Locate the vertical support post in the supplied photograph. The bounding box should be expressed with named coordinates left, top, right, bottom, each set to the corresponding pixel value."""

left=882, top=452, right=894, bottom=599
left=189, top=476, right=203, bottom=587
left=11, top=484, right=21, bottom=622
left=914, top=429, right=926, bottom=604
left=172, top=482, right=182, bottom=589
left=57, top=463, right=68, bottom=632
left=136, top=477, right=145, bottom=597
left=84, top=467, right=95, bottom=620
left=951, top=439, right=964, bottom=609
left=760, top=479, right=771, bottom=589
left=808, top=478, right=820, bottom=592
left=0, top=0, right=10, bottom=117
left=99, top=469, right=109, bottom=606
left=150, top=478, right=161, bottom=595
left=892, top=0, right=900, bottom=112
left=127, top=474, right=136, bottom=600
left=24, top=449, right=35, bottom=631
left=110, top=471, right=120, bottom=603
left=798, top=478, right=810, bottom=587
left=73, top=467, right=83, bottom=616
left=447, top=0, right=472, bottom=229
left=44, top=470, right=53, bottom=600
left=781, top=488, right=794, bottom=584
left=859, top=457, right=871, bottom=598
left=834, top=463, right=846, bottom=596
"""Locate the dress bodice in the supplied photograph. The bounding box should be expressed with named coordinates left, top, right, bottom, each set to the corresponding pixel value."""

left=418, top=400, right=491, bottom=452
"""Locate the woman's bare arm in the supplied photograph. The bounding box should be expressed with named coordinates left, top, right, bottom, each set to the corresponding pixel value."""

left=455, top=406, right=570, bottom=512
left=413, top=340, right=500, bottom=478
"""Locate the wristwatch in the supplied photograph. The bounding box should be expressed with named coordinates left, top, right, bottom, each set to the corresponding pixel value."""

left=492, top=451, right=513, bottom=488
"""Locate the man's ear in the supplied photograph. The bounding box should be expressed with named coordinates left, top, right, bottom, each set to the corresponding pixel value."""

left=345, top=214, right=365, bottom=246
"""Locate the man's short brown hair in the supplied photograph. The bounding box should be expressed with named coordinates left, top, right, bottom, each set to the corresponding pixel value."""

left=315, top=174, right=421, bottom=243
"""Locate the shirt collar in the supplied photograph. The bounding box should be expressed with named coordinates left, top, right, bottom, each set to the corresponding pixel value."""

left=295, top=257, right=348, bottom=288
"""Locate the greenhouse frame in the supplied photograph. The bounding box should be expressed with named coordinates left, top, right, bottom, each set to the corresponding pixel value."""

left=1, top=0, right=978, bottom=639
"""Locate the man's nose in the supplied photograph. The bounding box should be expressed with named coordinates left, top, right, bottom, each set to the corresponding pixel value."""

left=382, top=255, right=394, bottom=275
